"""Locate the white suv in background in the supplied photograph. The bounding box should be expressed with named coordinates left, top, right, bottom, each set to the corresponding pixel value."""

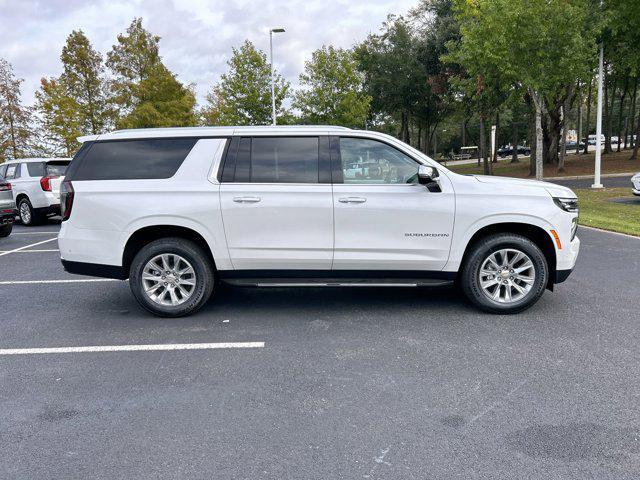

left=58, top=126, right=580, bottom=317
left=632, top=173, right=640, bottom=196
left=0, top=158, right=71, bottom=225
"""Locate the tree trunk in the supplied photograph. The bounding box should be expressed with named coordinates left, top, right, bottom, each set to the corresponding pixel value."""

left=604, top=68, right=616, bottom=154
left=461, top=119, right=467, bottom=147
left=480, top=116, right=492, bottom=175
left=531, top=90, right=544, bottom=180
left=492, top=111, right=499, bottom=163
left=546, top=105, right=561, bottom=164
left=625, top=76, right=637, bottom=150
left=583, top=75, right=593, bottom=154
left=617, top=74, right=629, bottom=152
left=576, top=87, right=582, bottom=155
left=511, top=119, right=519, bottom=163
left=399, top=111, right=410, bottom=144
left=632, top=112, right=640, bottom=160
left=558, top=104, right=567, bottom=172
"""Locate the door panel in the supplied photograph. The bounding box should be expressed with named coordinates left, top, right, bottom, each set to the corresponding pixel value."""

left=332, top=136, right=455, bottom=271
left=220, top=184, right=333, bottom=270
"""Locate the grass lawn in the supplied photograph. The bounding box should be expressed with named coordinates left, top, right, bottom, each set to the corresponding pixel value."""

left=576, top=188, right=640, bottom=236
left=446, top=149, right=640, bottom=178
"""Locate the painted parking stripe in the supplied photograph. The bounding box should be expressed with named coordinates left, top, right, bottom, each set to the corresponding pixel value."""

left=0, top=342, right=265, bottom=355
left=12, top=231, right=60, bottom=235
left=0, top=249, right=59, bottom=253
left=0, top=238, right=57, bottom=258
left=0, top=279, right=119, bottom=285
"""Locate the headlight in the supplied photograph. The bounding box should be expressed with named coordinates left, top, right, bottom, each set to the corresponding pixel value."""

left=553, top=197, right=579, bottom=213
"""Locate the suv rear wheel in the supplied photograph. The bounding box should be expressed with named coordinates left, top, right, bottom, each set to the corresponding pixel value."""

left=18, top=198, right=38, bottom=226
left=460, top=233, right=548, bottom=314
left=129, top=238, right=215, bottom=317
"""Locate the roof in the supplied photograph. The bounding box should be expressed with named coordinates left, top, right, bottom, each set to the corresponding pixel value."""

left=3, top=157, right=71, bottom=164
left=77, top=125, right=352, bottom=143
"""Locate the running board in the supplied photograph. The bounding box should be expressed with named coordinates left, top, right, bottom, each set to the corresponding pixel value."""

left=223, top=278, right=453, bottom=288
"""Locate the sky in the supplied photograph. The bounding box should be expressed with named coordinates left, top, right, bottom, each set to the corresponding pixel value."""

left=0, top=0, right=416, bottom=107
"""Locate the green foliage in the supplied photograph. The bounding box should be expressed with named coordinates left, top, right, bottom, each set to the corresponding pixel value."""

left=35, top=77, right=83, bottom=156
left=0, top=58, right=33, bottom=161
left=201, top=40, right=289, bottom=126
left=61, top=30, right=111, bottom=134
left=107, top=18, right=196, bottom=129
left=118, top=64, right=196, bottom=129
left=293, top=46, right=370, bottom=128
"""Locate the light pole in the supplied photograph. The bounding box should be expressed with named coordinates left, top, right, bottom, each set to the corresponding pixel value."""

left=592, top=5, right=604, bottom=188
left=269, top=28, right=285, bottom=126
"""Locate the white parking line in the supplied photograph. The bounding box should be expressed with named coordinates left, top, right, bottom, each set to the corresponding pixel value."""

left=0, top=249, right=59, bottom=253
left=0, top=342, right=265, bottom=355
left=11, top=231, right=59, bottom=235
left=0, top=279, right=119, bottom=285
left=0, top=238, right=57, bottom=258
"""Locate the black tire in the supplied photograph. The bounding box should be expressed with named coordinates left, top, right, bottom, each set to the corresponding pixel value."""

left=129, top=238, right=215, bottom=317
left=17, top=198, right=40, bottom=226
left=460, top=233, right=548, bottom=314
left=0, top=223, right=12, bottom=237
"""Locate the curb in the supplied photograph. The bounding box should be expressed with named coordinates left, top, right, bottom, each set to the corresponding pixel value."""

left=579, top=225, right=640, bottom=240
left=544, top=172, right=636, bottom=181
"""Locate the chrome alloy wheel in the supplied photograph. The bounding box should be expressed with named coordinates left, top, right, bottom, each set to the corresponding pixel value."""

left=19, top=202, right=31, bottom=224
left=478, top=248, right=535, bottom=304
left=142, top=254, right=196, bottom=306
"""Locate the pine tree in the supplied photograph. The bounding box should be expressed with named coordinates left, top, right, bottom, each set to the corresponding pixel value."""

left=0, top=58, right=33, bottom=161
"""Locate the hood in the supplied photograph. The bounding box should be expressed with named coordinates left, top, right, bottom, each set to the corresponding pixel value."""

left=472, top=175, right=576, bottom=198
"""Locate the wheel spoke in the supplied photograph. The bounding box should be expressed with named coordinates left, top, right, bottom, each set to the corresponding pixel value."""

left=142, top=253, right=197, bottom=307
left=479, top=248, right=536, bottom=304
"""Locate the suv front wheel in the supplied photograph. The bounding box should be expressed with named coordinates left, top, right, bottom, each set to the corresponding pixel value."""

left=460, top=233, right=548, bottom=314
left=129, top=238, right=215, bottom=317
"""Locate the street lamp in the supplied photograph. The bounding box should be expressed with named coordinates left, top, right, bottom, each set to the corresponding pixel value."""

left=269, top=28, right=285, bottom=126
left=592, top=2, right=604, bottom=188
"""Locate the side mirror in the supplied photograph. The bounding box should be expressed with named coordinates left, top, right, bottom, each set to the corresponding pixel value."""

left=418, top=165, right=441, bottom=192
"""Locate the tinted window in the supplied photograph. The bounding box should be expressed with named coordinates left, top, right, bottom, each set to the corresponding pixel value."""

left=72, top=139, right=197, bottom=181
left=5, top=164, right=19, bottom=180
left=339, top=138, right=419, bottom=184
left=0, top=165, right=6, bottom=178
left=27, top=162, right=46, bottom=177
left=46, top=162, right=69, bottom=176
left=250, top=137, right=319, bottom=183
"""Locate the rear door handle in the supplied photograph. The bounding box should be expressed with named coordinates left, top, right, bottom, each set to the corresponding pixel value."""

left=338, top=197, right=367, bottom=204
left=233, top=196, right=261, bottom=203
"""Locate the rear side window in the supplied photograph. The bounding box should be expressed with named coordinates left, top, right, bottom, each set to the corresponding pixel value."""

left=27, top=162, right=46, bottom=177
left=71, top=139, right=197, bottom=181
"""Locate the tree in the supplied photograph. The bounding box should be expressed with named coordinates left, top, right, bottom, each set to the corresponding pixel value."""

left=107, top=18, right=195, bottom=128
left=201, top=40, right=289, bottom=126
left=117, top=64, right=196, bottom=129
left=448, top=0, right=597, bottom=179
left=0, top=59, right=33, bottom=161
left=293, top=46, right=370, bottom=128
left=356, top=17, right=428, bottom=144
left=61, top=30, right=111, bottom=134
left=35, top=77, right=83, bottom=156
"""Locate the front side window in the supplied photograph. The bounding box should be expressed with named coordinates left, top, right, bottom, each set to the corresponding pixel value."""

left=71, top=138, right=197, bottom=181
left=249, top=137, right=319, bottom=183
left=339, top=137, right=419, bottom=184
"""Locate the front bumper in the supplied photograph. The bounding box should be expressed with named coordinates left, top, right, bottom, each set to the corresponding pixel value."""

left=632, top=178, right=640, bottom=196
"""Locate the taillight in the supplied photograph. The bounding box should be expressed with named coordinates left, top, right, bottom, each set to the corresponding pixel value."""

left=0, top=183, right=11, bottom=191
left=60, top=180, right=74, bottom=221
left=40, top=175, right=58, bottom=191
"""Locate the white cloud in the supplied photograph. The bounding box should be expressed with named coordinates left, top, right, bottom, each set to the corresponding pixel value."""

left=0, top=0, right=416, bottom=106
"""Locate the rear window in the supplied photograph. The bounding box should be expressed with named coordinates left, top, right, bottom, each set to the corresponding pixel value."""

left=71, top=138, right=197, bottom=181
left=46, top=162, right=69, bottom=177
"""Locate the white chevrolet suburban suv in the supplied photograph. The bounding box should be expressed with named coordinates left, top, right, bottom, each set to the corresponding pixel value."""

left=58, top=126, right=580, bottom=317
left=0, top=158, right=71, bottom=225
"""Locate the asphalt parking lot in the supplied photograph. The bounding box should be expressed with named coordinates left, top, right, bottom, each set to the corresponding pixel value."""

left=1, top=219, right=639, bottom=479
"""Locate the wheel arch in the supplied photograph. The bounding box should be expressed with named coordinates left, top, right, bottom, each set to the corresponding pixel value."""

left=458, top=222, right=557, bottom=288
left=122, top=225, right=217, bottom=278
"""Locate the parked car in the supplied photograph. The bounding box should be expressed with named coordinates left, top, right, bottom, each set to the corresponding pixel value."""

left=563, top=140, right=585, bottom=151
left=497, top=145, right=531, bottom=158
left=58, top=126, right=580, bottom=317
left=632, top=173, right=640, bottom=196
left=587, top=134, right=605, bottom=146
left=0, top=176, right=17, bottom=237
left=0, top=158, right=71, bottom=225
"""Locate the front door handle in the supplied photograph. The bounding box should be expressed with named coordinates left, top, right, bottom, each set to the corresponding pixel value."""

left=233, top=196, right=261, bottom=203
left=338, top=197, right=367, bottom=204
